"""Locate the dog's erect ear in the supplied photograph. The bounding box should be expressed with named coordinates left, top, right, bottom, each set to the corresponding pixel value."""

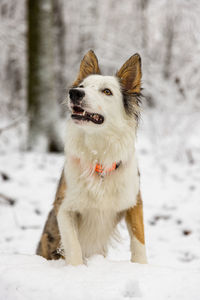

left=73, top=50, right=101, bottom=86
left=116, top=54, right=142, bottom=93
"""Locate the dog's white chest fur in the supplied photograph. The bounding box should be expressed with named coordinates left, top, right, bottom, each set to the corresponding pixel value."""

left=59, top=124, right=140, bottom=258
left=63, top=154, right=139, bottom=212
left=62, top=114, right=140, bottom=211
left=76, top=209, right=120, bottom=258
left=61, top=147, right=139, bottom=258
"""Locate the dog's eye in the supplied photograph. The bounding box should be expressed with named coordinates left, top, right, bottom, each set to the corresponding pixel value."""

left=102, top=88, right=112, bottom=96
left=79, top=85, right=84, bottom=88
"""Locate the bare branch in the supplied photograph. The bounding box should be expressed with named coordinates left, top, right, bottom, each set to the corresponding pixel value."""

left=0, top=115, right=26, bottom=135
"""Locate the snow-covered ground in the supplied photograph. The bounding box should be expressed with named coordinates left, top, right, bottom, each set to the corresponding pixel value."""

left=0, top=107, right=200, bottom=299
left=1, top=254, right=200, bottom=300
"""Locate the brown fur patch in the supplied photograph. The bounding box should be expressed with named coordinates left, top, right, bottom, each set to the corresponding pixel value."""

left=126, top=191, right=145, bottom=244
left=36, top=209, right=62, bottom=259
left=36, top=170, right=66, bottom=260
left=53, top=169, right=67, bottom=215
left=73, top=50, right=101, bottom=87
left=116, top=54, right=142, bottom=94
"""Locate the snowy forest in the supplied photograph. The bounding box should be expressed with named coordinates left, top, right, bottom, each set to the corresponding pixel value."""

left=0, top=0, right=200, bottom=299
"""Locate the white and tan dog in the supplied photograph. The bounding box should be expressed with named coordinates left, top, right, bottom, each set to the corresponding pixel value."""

left=37, top=50, right=147, bottom=265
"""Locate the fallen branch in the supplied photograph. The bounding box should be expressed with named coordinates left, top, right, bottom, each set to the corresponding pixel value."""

left=0, top=193, right=16, bottom=206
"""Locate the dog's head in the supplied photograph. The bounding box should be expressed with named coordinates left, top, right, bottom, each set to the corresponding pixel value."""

left=67, top=50, right=142, bottom=131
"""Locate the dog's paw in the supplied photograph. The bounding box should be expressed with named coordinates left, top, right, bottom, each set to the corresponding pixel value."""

left=66, top=254, right=83, bottom=266
left=131, top=255, right=147, bottom=264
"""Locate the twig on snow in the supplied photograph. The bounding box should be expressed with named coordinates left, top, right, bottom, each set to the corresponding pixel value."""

left=0, top=193, right=16, bottom=206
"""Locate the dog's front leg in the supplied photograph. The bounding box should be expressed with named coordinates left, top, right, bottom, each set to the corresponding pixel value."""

left=57, top=208, right=83, bottom=266
left=126, top=192, right=147, bottom=264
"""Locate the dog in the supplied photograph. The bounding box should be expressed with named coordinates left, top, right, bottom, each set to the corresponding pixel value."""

left=36, top=50, right=147, bottom=265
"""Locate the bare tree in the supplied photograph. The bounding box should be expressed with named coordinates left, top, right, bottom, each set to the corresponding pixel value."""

left=27, top=0, right=63, bottom=152
left=140, top=0, right=149, bottom=52
left=163, top=0, right=177, bottom=79
left=53, top=0, right=67, bottom=107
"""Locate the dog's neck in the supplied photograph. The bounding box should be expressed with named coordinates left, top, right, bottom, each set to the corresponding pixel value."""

left=65, top=121, right=137, bottom=169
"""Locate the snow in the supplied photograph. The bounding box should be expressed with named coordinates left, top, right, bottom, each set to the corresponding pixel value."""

left=0, top=254, right=200, bottom=300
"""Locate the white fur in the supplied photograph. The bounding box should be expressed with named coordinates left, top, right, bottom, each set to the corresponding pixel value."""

left=58, top=75, right=141, bottom=265
left=130, top=236, right=147, bottom=264
left=57, top=210, right=83, bottom=265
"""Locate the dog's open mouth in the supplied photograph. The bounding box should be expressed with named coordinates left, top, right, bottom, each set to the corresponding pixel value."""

left=71, top=106, right=104, bottom=125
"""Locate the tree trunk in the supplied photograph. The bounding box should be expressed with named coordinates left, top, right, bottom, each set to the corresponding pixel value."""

left=140, top=0, right=149, bottom=51
left=53, top=0, right=67, bottom=111
left=27, top=0, right=63, bottom=152
left=163, top=24, right=174, bottom=79
left=163, top=0, right=176, bottom=79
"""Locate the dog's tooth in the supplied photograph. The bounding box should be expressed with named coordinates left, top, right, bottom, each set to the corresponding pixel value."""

left=83, top=111, right=86, bottom=116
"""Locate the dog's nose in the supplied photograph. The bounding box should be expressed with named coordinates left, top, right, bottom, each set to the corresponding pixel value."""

left=69, top=89, right=85, bottom=105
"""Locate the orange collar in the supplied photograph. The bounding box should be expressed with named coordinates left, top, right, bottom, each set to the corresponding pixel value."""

left=70, top=155, right=121, bottom=177
left=95, top=161, right=121, bottom=176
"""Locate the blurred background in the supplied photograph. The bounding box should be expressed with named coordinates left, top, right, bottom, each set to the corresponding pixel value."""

left=0, top=0, right=200, bottom=267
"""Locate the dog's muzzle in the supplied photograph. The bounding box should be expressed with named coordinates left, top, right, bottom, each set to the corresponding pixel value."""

left=69, top=88, right=104, bottom=125
left=71, top=106, right=104, bottom=125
